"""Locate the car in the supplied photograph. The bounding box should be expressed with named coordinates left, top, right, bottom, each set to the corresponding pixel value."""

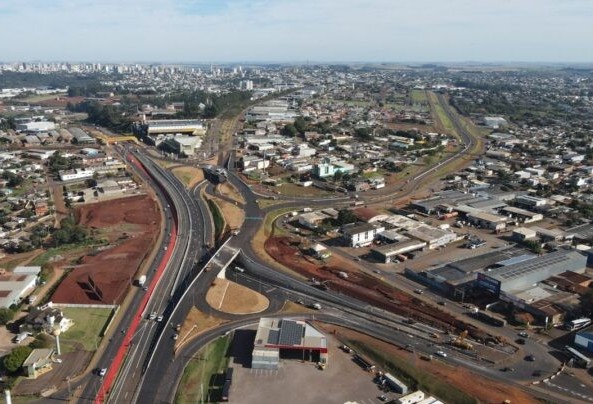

left=516, top=338, right=526, bottom=345
left=99, top=368, right=107, bottom=377
left=149, top=312, right=157, bottom=320
left=173, top=333, right=179, bottom=340
left=437, top=301, right=447, bottom=306
left=501, top=367, right=515, bottom=372
left=379, top=394, right=388, bottom=401
left=532, top=370, right=542, bottom=377
left=414, top=289, right=423, bottom=294
left=157, top=315, right=163, bottom=322
left=518, top=331, right=529, bottom=338
left=525, top=354, right=535, bottom=362
left=142, top=286, right=148, bottom=291
left=435, top=350, right=447, bottom=358
left=296, top=299, right=305, bottom=305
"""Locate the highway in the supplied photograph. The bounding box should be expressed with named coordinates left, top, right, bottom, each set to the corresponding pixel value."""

left=78, top=95, right=563, bottom=403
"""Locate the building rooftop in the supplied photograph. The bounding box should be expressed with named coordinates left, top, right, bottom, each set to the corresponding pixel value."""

left=254, top=318, right=326, bottom=349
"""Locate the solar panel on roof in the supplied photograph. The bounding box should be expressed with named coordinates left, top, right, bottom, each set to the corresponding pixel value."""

left=267, top=329, right=280, bottom=345
left=278, top=320, right=304, bottom=346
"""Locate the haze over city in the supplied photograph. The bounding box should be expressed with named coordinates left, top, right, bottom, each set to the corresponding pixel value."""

left=1, top=0, right=593, bottom=63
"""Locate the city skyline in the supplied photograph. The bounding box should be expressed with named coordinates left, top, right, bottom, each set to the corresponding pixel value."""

left=1, top=0, right=593, bottom=63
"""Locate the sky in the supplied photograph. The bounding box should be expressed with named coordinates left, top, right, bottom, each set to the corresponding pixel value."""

left=1, top=0, right=592, bottom=63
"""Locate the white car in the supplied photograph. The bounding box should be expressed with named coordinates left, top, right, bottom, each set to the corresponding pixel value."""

left=157, top=315, right=163, bottom=322
left=435, top=351, right=447, bottom=358
left=99, top=368, right=107, bottom=377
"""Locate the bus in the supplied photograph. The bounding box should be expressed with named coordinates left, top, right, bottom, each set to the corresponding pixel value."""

left=564, top=318, right=591, bottom=331
left=563, top=345, right=591, bottom=368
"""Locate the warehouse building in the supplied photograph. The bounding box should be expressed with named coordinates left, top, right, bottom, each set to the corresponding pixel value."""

left=143, top=119, right=205, bottom=136
left=466, top=211, right=507, bottom=231
left=477, top=250, right=587, bottom=296
left=405, top=225, right=457, bottom=249
left=500, top=206, right=543, bottom=224
left=371, top=240, right=427, bottom=263
left=251, top=318, right=327, bottom=370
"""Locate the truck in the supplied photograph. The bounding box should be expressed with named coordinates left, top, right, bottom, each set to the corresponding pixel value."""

left=136, top=275, right=147, bottom=287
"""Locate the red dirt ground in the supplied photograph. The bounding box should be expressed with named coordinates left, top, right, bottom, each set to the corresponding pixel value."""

left=265, top=236, right=492, bottom=342
left=51, top=195, right=160, bottom=305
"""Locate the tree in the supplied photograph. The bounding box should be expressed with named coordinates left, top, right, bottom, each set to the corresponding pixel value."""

left=281, top=124, right=298, bottom=137
left=336, top=209, right=357, bottom=226
left=29, top=334, right=53, bottom=349
left=0, top=308, right=15, bottom=325
left=3, top=346, right=32, bottom=373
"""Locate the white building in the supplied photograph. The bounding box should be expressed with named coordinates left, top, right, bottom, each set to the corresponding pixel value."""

left=16, top=121, right=56, bottom=133
left=341, top=223, right=385, bottom=248
left=59, top=168, right=94, bottom=181
left=0, top=266, right=40, bottom=308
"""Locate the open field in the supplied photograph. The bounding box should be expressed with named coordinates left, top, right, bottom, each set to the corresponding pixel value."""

left=60, top=307, right=113, bottom=352
left=428, top=92, right=456, bottom=136
left=217, top=182, right=245, bottom=204
left=410, top=89, right=428, bottom=104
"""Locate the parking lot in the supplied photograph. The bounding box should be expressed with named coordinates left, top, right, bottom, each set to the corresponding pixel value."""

left=229, top=334, right=392, bottom=404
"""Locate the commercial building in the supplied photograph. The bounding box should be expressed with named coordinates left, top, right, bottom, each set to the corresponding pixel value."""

left=59, top=168, right=94, bottom=182
left=0, top=266, right=40, bottom=308
left=341, top=222, right=385, bottom=248
left=251, top=318, right=327, bottom=370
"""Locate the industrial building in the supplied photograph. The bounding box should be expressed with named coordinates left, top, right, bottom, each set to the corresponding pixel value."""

left=251, top=318, right=328, bottom=370
left=68, top=127, right=95, bottom=144
left=477, top=250, right=587, bottom=296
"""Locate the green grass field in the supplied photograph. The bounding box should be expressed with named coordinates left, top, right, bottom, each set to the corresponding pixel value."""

left=61, top=307, right=114, bottom=352
left=175, top=335, right=231, bottom=403
left=410, top=89, right=428, bottom=104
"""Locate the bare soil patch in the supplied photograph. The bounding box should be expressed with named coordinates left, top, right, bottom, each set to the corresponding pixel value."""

left=175, top=308, right=228, bottom=351
left=265, top=236, right=493, bottom=342
left=51, top=195, right=160, bottom=305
